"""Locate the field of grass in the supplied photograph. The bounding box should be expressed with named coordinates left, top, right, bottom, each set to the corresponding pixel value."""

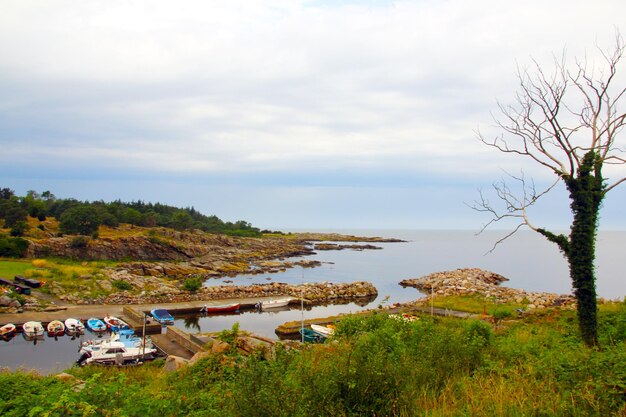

left=1, top=303, right=626, bottom=416
left=0, top=259, right=32, bottom=279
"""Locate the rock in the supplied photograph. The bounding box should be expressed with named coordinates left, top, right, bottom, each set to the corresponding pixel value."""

left=211, top=340, right=231, bottom=354
left=189, top=350, right=214, bottom=365
left=163, top=355, right=189, bottom=372
left=0, top=296, right=20, bottom=308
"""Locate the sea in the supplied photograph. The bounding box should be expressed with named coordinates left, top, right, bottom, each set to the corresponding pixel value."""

left=1, top=229, right=624, bottom=374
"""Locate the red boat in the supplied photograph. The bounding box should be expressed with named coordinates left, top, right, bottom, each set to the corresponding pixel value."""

left=201, top=303, right=240, bottom=313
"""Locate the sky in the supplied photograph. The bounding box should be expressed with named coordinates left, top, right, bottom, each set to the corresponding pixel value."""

left=1, top=0, right=625, bottom=231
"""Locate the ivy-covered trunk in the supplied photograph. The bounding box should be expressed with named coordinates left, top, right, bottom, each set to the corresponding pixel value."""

left=565, top=152, right=604, bottom=347
left=539, top=152, right=604, bottom=347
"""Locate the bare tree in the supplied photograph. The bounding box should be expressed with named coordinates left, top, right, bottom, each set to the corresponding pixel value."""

left=473, top=34, right=626, bottom=347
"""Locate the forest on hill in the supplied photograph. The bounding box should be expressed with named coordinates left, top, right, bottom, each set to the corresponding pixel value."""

left=0, top=188, right=261, bottom=252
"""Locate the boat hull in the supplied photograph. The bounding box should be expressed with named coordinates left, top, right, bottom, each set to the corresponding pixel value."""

left=47, top=320, right=65, bottom=337
left=86, top=318, right=107, bottom=334
left=64, top=319, right=85, bottom=335
left=260, top=299, right=291, bottom=310
left=202, top=303, right=240, bottom=313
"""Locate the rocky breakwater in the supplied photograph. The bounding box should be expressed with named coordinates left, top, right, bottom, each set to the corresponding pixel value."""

left=100, top=281, right=378, bottom=306
left=400, top=268, right=574, bottom=310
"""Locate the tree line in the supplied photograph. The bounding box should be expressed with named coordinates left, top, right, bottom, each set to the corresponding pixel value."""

left=0, top=188, right=261, bottom=239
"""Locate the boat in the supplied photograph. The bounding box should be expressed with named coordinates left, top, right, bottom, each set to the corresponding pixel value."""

left=299, top=327, right=326, bottom=343
left=150, top=308, right=174, bottom=325
left=311, top=324, right=335, bottom=337
left=0, top=323, right=16, bottom=338
left=201, top=303, right=240, bottom=314
left=64, top=318, right=85, bottom=335
left=259, top=298, right=292, bottom=310
left=14, top=275, right=43, bottom=288
left=103, top=316, right=130, bottom=332
left=22, top=321, right=45, bottom=340
left=77, top=332, right=157, bottom=366
left=46, top=320, right=65, bottom=337
left=86, top=318, right=107, bottom=334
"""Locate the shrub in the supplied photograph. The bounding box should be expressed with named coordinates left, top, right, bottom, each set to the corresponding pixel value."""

left=0, top=235, right=29, bottom=257
left=112, top=280, right=132, bottom=291
left=182, top=276, right=202, bottom=292
left=70, top=236, right=90, bottom=248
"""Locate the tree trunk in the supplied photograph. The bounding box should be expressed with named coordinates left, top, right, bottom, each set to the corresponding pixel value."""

left=565, top=152, right=604, bottom=347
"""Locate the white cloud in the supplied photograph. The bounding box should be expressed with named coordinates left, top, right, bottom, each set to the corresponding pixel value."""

left=1, top=0, right=625, bottom=227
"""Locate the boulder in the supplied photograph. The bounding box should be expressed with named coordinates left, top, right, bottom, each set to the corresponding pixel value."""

left=163, top=355, right=189, bottom=372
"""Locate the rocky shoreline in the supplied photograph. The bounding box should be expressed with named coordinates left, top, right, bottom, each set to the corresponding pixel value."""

left=401, top=268, right=575, bottom=309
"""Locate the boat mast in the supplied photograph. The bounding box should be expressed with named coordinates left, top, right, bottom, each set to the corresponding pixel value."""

left=301, top=269, right=304, bottom=343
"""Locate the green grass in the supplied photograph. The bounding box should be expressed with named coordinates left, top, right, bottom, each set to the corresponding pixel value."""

left=2, top=304, right=626, bottom=416
left=0, top=259, right=33, bottom=279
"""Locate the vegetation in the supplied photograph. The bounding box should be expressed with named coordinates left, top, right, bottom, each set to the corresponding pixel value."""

left=0, top=187, right=261, bottom=239
left=2, top=305, right=626, bottom=416
left=182, top=276, right=202, bottom=293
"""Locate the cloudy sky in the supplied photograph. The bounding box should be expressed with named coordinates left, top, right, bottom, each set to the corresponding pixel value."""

left=1, top=0, right=625, bottom=231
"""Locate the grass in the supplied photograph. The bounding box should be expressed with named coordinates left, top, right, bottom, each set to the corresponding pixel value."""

left=0, top=259, right=33, bottom=279
left=431, top=294, right=527, bottom=316
left=2, top=304, right=626, bottom=416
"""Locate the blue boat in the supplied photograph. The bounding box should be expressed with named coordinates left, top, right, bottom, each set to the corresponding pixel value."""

left=151, top=308, right=174, bottom=325
left=86, top=317, right=107, bottom=334
left=299, top=328, right=326, bottom=343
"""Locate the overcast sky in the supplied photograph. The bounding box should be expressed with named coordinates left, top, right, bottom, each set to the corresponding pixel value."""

left=1, top=0, right=625, bottom=231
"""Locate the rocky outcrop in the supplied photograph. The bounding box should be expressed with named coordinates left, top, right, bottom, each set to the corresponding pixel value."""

left=314, top=243, right=382, bottom=251
left=92, top=281, right=378, bottom=306
left=401, top=268, right=574, bottom=309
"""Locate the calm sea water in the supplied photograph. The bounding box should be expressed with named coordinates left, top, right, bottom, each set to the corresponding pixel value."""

left=2, top=229, right=624, bottom=373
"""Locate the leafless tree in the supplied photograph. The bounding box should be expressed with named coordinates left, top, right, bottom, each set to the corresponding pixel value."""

left=473, top=33, right=626, bottom=346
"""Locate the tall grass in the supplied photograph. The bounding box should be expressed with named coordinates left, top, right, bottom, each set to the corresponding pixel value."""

left=2, top=305, right=626, bottom=416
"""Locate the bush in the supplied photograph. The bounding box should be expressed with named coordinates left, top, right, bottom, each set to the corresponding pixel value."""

left=70, top=236, right=90, bottom=248
left=182, top=276, right=202, bottom=292
left=112, top=280, right=132, bottom=291
left=0, top=235, right=29, bottom=257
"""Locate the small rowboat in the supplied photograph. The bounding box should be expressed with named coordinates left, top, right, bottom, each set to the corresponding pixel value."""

left=259, top=298, right=292, bottom=310
left=151, top=309, right=174, bottom=325
left=201, top=303, right=240, bottom=314
left=86, top=318, right=107, bottom=334
left=22, top=321, right=45, bottom=341
left=64, top=318, right=85, bottom=335
left=103, top=316, right=130, bottom=332
left=47, top=320, right=65, bottom=337
left=311, top=324, right=335, bottom=337
left=299, top=327, right=326, bottom=343
left=0, top=323, right=16, bottom=338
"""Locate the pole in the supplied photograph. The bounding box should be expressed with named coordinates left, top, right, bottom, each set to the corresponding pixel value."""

left=431, top=286, right=434, bottom=316
left=301, top=269, right=304, bottom=343
left=142, top=312, right=147, bottom=360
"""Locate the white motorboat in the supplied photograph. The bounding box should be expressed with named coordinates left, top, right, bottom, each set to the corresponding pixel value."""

left=259, top=298, right=292, bottom=310
left=311, top=324, right=335, bottom=337
left=77, top=332, right=157, bottom=366
left=64, top=318, right=85, bottom=335
left=22, top=321, right=45, bottom=341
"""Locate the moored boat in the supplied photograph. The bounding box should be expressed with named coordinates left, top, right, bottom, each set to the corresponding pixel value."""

left=22, top=321, right=45, bottom=340
left=64, top=318, right=85, bottom=335
left=0, top=323, right=17, bottom=338
left=201, top=303, right=240, bottom=314
left=46, top=320, right=65, bottom=337
left=150, top=308, right=174, bottom=325
left=103, top=316, right=130, bottom=332
left=311, top=324, right=335, bottom=337
left=259, top=298, right=292, bottom=310
left=86, top=318, right=107, bottom=334
left=299, top=327, right=326, bottom=343
left=77, top=332, right=157, bottom=366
